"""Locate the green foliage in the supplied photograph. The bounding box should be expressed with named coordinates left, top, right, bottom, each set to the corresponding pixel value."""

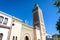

left=58, top=34, right=60, bottom=38
left=56, top=18, right=60, bottom=33
left=54, top=0, right=60, bottom=7
left=54, top=0, right=60, bottom=33
left=54, top=0, right=60, bottom=36
left=52, top=38, right=60, bottom=40
left=54, top=0, right=60, bottom=12
left=52, top=35, right=60, bottom=40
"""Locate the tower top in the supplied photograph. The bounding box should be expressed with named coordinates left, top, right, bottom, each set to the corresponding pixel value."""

left=32, top=3, right=39, bottom=12
left=34, top=3, right=39, bottom=8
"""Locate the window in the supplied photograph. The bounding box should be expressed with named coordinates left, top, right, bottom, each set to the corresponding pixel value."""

left=13, top=36, right=17, bottom=40
left=0, top=33, right=3, bottom=40
left=0, top=16, right=4, bottom=23
left=13, top=36, right=15, bottom=40
left=3, top=18, right=8, bottom=25
left=16, top=36, right=17, bottom=40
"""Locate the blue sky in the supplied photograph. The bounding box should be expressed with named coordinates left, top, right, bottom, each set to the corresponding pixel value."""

left=0, top=0, right=60, bottom=35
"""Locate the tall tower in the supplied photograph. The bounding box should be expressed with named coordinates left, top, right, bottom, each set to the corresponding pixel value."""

left=32, top=4, right=46, bottom=40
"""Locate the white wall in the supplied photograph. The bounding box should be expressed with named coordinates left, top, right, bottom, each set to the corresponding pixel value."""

left=21, top=24, right=34, bottom=40
left=0, top=28, right=9, bottom=40
left=0, top=12, right=12, bottom=40
left=0, top=12, right=12, bottom=27
left=10, top=20, right=22, bottom=40
left=36, top=29, right=40, bottom=40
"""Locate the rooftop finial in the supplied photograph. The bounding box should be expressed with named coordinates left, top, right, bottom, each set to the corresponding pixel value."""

left=34, top=3, right=39, bottom=8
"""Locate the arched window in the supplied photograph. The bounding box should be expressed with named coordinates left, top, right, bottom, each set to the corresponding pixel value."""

left=25, top=36, right=29, bottom=40
left=0, top=33, right=3, bottom=40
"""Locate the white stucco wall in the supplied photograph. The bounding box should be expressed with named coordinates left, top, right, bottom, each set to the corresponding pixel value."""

left=0, top=11, right=12, bottom=40
left=10, top=20, right=22, bottom=40
left=36, top=29, right=40, bottom=40
left=38, top=7, right=46, bottom=40
left=21, top=24, right=34, bottom=40
left=0, top=28, right=9, bottom=40
left=0, top=12, right=12, bottom=27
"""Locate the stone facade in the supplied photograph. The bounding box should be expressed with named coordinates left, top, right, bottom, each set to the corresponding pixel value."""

left=20, top=23, right=34, bottom=40
left=32, top=4, right=46, bottom=40
left=0, top=4, right=46, bottom=40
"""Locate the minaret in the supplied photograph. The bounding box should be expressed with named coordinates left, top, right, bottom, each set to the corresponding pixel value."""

left=32, top=3, right=46, bottom=40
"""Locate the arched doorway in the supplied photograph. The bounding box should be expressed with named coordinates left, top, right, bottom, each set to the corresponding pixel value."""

left=25, top=36, right=29, bottom=40
left=0, top=33, right=3, bottom=40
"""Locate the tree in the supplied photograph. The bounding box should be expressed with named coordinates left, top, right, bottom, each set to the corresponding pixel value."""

left=54, top=0, right=60, bottom=39
left=54, top=0, right=60, bottom=33
left=54, top=0, right=60, bottom=12
left=56, top=18, right=60, bottom=34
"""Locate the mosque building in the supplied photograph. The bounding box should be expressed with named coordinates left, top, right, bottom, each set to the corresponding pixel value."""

left=0, top=4, right=46, bottom=40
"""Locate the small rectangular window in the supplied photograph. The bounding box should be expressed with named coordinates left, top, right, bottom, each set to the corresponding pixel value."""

left=12, top=36, right=17, bottom=40
left=13, top=36, right=15, bottom=40
left=0, top=16, right=4, bottom=23
left=16, top=36, right=17, bottom=40
left=3, top=18, right=8, bottom=25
